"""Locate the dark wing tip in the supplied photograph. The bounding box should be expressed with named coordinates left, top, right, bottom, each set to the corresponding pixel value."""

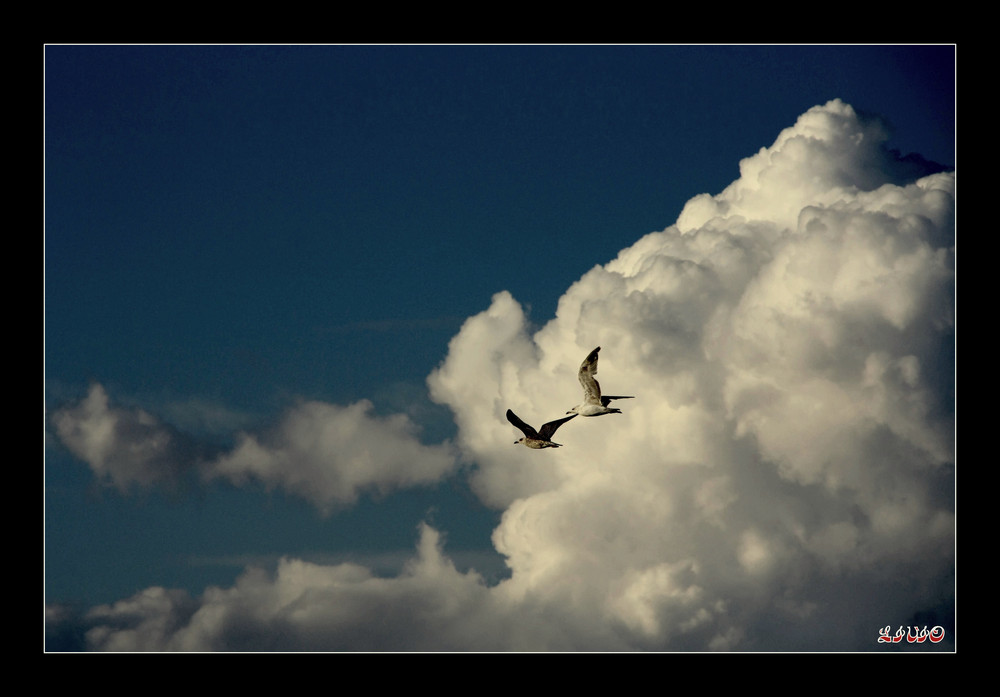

left=602, top=395, right=635, bottom=405
left=581, top=346, right=601, bottom=370
left=506, top=409, right=538, bottom=438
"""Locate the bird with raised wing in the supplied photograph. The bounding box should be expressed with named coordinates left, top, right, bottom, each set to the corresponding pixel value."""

left=567, top=346, right=634, bottom=416
left=506, top=409, right=577, bottom=449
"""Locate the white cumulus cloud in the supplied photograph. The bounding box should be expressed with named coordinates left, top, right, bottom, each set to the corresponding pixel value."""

left=50, top=387, right=458, bottom=510
left=429, top=99, right=954, bottom=650
left=204, top=399, right=458, bottom=511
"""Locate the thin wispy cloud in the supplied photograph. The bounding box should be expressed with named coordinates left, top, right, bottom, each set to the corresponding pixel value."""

left=313, top=316, right=466, bottom=335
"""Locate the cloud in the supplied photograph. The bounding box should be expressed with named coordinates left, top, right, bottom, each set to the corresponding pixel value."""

left=430, top=99, right=954, bottom=650
left=50, top=386, right=458, bottom=510
left=51, top=383, right=201, bottom=492
left=49, top=100, right=954, bottom=651
left=204, top=399, right=458, bottom=511
left=53, top=523, right=640, bottom=651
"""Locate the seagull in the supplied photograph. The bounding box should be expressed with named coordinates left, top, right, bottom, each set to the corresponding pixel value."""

left=506, top=409, right=577, bottom=449
left=567, top=346, right=634, bottom=416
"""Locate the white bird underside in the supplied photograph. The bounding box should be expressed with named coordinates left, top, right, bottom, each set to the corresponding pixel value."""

left=567, top=346, right=634, bottom=416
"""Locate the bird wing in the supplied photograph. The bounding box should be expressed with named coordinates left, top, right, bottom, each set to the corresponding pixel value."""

left=506, top=409, right=539, bottom=439
left=601, top=395, right=635, bottom=406
left=578, top=346, right=603, bottom=405
left=538, top=413, right=577, bottom=440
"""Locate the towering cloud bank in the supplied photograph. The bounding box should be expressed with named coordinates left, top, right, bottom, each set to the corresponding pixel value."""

left=426, top=100, right=953, bottom=650
left=50, top=100, right=954, bottom=651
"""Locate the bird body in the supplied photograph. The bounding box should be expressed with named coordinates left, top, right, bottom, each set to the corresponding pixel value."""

left=567, top=346, right=634, bottom=416
left=506, top=409, right=577, bottom=448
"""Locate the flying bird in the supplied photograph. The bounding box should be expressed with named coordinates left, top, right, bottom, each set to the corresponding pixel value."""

left=567, top=346, right=634, bottom=416
left=506, top=409, right=577, bottom=449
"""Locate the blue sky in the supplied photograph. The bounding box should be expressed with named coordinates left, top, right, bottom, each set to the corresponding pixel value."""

left=45, top=45, right=955, bottom=651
